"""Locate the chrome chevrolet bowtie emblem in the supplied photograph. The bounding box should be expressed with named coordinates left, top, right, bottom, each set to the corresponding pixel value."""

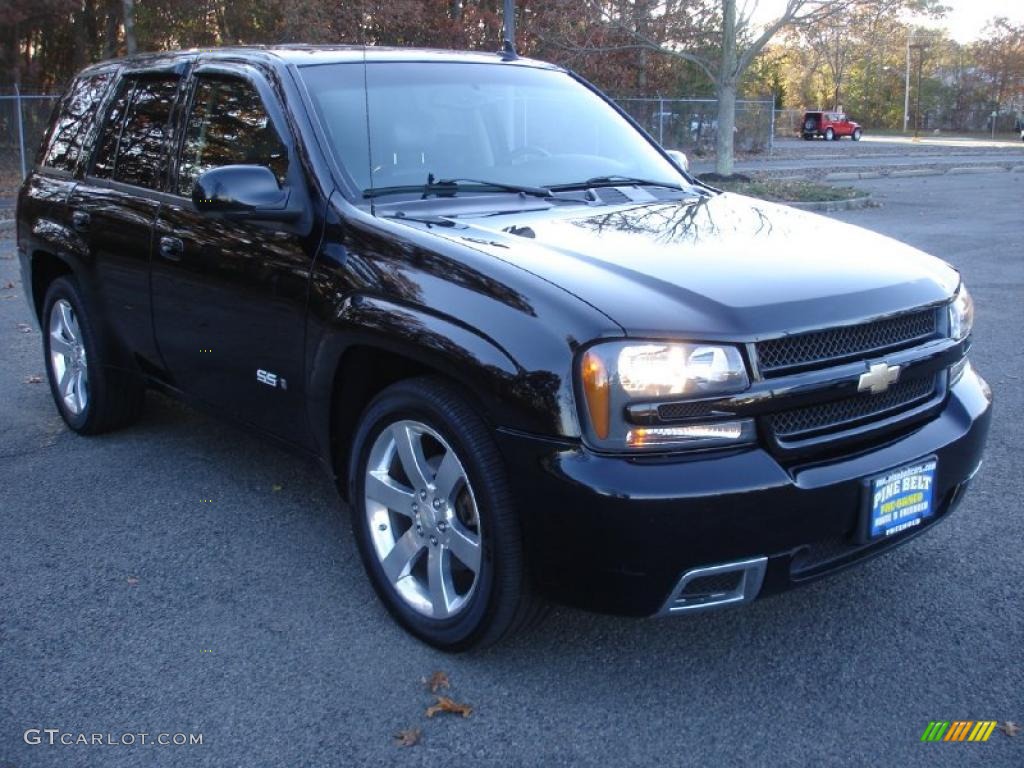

left=858, top=362, right=901, bottom=394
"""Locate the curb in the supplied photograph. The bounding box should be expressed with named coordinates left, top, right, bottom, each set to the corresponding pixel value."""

left=947, top=166, right=1003, bottom=174
left=889, top=168, right=943, bottom=178
left=784, top=195, right=873, bottom=212
left=824, top=171, right=881, bottom=181
left=799, top=165, right=1016, bottom=182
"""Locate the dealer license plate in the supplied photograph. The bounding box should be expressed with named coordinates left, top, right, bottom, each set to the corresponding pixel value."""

left=867, top=458, right=937, bottom=540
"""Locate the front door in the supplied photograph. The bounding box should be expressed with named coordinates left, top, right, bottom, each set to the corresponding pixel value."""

left=151, top=65, right=320, bottom=446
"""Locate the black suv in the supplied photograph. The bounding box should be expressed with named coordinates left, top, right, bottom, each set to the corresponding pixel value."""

left=17, top=46, right=991, bottom=650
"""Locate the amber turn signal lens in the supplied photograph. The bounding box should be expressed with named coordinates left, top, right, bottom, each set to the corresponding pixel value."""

left=581, top=350, right=610, bottom=439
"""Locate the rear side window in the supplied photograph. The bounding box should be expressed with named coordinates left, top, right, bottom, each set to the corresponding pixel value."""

left=91, top=81, right=133, bottom=179
left=40, top=72, right=113, bottom=172
left=92, top=75, right=180, bottom=189
left=176, top=76, right=288, bottom=197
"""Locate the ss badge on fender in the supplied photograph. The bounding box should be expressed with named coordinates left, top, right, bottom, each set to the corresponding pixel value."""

left=256, top=369, right=287, bottom=390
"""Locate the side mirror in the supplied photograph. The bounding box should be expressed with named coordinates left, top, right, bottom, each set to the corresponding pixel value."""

left=665, top=149, right=690, bottom=174
left=192, top=165, right=300, bottom=222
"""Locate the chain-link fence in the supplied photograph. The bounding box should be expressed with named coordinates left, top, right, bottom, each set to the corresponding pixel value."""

left=774, top=108, right=808, bottom=139
left=615, top=97, right=776, bottom=154
left=1, top=90, right=61, bottom=196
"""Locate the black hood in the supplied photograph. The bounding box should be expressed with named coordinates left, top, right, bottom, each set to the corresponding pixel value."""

left=412, top=192, right=959, bottom=341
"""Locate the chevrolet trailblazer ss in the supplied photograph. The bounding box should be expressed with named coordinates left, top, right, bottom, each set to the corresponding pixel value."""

left=17, top=46, right=991, bottom=650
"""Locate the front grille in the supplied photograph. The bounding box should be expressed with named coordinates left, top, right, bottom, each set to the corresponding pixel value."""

left=756, top=309, right=939, bottom=376
left=768, top=375, right=937, bottom=440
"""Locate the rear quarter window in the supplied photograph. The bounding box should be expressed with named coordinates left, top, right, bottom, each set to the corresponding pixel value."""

left=39, top=72, right=114, bottom=173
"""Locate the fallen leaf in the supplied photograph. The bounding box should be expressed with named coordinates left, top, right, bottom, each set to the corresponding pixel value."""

left=3, top=281, right=14, bottom=289
left=16, top=323, right=33, bottom=333
left=1000, top=721, right=1020, bottom=737
left=271, top=484, right=283, bottom=492
left=426, top=695, right=472, bottom=719
left=423, top=671, right=450, bottom=693
left=126, top=576, right=139, bottom=586
left=25, top=375, right=42, bottom=384
left=393, top=728, right=421, bottom=748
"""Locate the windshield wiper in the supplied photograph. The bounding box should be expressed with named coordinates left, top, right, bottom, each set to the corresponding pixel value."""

left=434, top=177, right=554, bottom=197
left=549, top=175, right=686, bottom=191
left=365, top=176, right=553, bottom=200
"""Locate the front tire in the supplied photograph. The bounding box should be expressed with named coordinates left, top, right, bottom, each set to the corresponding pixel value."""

left=42, top=276, right=144, bottom=434
left=348, top=377, right=543, bottom=651
left=852, top=128, right=862, bottom=141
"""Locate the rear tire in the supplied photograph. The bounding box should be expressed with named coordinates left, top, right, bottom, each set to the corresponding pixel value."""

left=825, top=128, right=835, bottom=141
left=42, top=276, right=144, bottom=434
left=348, top=376, right=544, bottom=651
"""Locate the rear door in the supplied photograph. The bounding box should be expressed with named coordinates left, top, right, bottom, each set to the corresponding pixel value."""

left=68, top=69, right=186, bottom=367
left=20, top=70, right=115, bottom=313
left=151, top=63, right=319, bottom=445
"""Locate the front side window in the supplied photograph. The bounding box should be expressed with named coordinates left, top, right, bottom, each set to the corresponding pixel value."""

left=300, top=62, right=685, bottom=198
left=40, top=72, right=113, bottom=172
left=91, top=75, right=179, bottom=189
left=176, top=76, right=288, bottom=197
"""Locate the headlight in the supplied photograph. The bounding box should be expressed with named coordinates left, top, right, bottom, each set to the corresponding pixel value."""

left=949, top=284, right=974, bottom=341
left=579, top=341, right=752, bottom=452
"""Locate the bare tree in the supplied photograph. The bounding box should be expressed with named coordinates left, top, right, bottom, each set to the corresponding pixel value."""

left=576, top=0, right=857, bottom=175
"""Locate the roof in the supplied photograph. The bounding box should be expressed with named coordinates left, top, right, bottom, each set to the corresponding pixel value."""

left=81, top=45, right=561, bottom=76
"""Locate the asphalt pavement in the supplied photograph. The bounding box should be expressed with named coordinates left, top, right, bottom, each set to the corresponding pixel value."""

left=692, top=134, right=1024, bottom=176
left=1, top=170, right=1022, bottom=767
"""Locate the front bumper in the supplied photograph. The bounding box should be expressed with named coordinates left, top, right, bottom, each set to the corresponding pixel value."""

left=496, top=367, right=992, bottom=617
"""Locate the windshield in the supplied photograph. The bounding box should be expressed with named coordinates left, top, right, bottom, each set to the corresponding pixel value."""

left=300, top=61, right=686, bottom=198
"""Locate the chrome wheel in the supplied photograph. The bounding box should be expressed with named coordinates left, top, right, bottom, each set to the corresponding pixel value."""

left=364, top=420, right=482, bottom=619
left=49, top=299, right=89, bottom=416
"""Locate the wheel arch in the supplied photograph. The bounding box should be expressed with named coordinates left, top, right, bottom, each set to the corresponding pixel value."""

left=29, top=249, right=74, bottom=324
left=311, top=296, right=545, bottom=501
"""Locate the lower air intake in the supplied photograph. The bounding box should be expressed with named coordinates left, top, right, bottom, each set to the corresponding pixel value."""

left=658, top=556, right=767, bottom=616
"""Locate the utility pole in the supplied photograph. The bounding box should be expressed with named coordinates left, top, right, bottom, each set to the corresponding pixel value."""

left=912, top=42, right=927, bottom=140
left=503, top=0, right=516, bottom=51
left=903, top=33, right=911, bottom=132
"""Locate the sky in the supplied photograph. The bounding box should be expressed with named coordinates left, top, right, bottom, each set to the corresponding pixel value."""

left=749, top=0, right=1024, bottom=43
left=920, top=0, right=1024, bottom=42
